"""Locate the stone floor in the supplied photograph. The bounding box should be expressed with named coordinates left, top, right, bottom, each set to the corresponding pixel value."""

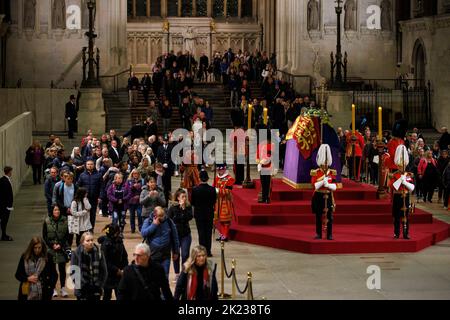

left=1, top=136, right=450, bottom=300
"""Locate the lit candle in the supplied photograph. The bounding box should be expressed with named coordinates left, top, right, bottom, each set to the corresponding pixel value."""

left=263, top=107, right=268, bottom=125
left=352, top=104, right=356, bottom=134
left=378, top=106, right=383, bottom=140
left=248, top=104, right=253, bottom=130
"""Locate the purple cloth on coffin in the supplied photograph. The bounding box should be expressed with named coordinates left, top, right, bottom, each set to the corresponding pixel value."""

left=283, top=139, right=342, bottom=185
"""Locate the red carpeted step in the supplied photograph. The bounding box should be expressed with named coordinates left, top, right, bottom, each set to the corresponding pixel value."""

left=228, top=178, right=450, bottom=254
left=235, top=212, right=433, bottom=225
left=230, top=220, right=450, bottom=254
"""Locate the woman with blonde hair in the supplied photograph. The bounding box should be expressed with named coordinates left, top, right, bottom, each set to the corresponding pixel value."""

left=174, top=245, right=218, bottom=300
left=15, top=236, right=57, bottom=300
left=51, top=137, right=64, bottom=151
left=138, top=156, right=154, bottom=181
left=70, top=232, right=107, bottom=300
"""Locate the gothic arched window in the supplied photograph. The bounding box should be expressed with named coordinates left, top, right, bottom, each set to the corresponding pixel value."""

left=136, top=0, right=147, bottom=16
left=181, top=0, right=193, bottom=16
left=150, top=0, right=161, bottom=16
left=167, top=0, right=179, bottom=16
left=196, top=0, right=208, bottom=16
left=242, top=0, right=253, bottom=18
left=227, top=0, right=239, bottom=17
left=213, top=0, right=224, bottom=18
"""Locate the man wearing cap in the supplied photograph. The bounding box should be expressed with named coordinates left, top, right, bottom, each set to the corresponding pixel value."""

left=191, top=170, right=217, bottom=257
left=65, top=94, right=78, bottom=139
left=213, top=165, right=235, bottom=242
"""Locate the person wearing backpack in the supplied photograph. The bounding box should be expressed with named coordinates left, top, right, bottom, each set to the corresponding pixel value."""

left=98, top=224, right=128, bottom=301
left=117, top=243, right=173, bottom=301
left=141, top=206, right=179, bottom=279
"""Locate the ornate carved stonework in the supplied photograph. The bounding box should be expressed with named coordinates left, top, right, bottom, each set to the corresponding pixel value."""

left=400, top=16, right=450, bottom=34
left=308, top=30, right=322, bottom=42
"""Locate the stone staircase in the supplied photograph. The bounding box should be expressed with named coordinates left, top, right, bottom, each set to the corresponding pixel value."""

left=104, top=82, right=246, bottom=135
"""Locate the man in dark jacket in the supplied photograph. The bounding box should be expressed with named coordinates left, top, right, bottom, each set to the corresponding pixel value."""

left=439, top=127, right=450, bottom=151
left=117, top=243, right=173, bottom=301
left=44, top=167, right=60, bottom=216
left=191, top=171, right=217, bottom=257
left=65, top=95, right=78, bottom=139
left=77, top=160, right=103, bottom=230
left=157, top=135, right=175, bottom=203
left=123, top=122, right=146, bottom=142
left=98, top=224, right=128, bottom=301
left=0, top=166, right=14, bottom=241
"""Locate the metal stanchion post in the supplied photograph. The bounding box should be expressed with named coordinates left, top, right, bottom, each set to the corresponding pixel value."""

left=231, top=259, right=236, bottom=300
left=219, top=241, right=231, bottom=299
left=247, top=272, right=253, bottom=300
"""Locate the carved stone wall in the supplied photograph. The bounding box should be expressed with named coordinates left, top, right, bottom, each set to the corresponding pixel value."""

left=399, top=15, right=450, bottom=129
left=6, top=0, right=128, bottom=88
left=127, top=17, right=261, bottom=73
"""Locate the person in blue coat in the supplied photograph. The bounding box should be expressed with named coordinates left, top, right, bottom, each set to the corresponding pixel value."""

left=141, top=206, right=179, bottom=279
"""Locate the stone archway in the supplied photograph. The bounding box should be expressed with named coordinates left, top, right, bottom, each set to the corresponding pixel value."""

left=412, top=38, right=426, bottom=88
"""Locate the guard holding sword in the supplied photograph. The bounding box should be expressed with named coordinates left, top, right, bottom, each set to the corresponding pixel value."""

left=389, top=145, right=415, bottom=239
left=311, top=144, right=337, bottom=240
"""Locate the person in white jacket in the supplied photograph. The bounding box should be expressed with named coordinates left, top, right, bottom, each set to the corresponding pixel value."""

left=69, top=187, right=92, bottom=246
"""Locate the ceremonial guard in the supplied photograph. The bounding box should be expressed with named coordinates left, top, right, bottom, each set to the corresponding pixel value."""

left=385, top=118, right=408, bottom=172
left=180, top=147, right=200, bottom=202
left=311, top=144, right=337, bottom=240
left=257, top=137, right=276, bottom=204
left=389, top=145, right=415, bottom=239
left=345, top=120, right=365, bottom=181
left=213, top=165, right=235, bottom=242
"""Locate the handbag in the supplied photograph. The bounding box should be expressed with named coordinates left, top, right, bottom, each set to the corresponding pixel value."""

left=21, top=281, right=30, bottom=296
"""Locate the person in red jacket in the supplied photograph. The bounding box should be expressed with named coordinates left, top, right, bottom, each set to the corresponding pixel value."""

left=345, top=127, right=365, bottom=181
left=257, top=139, right=276, bottom=204
left=418, top=150, right=439, bottom=203
left=213, top=165, right=235, bottom=242
left=389, top=145, right=415, bottom=239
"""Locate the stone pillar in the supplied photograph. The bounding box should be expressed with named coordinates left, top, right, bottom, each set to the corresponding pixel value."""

left=161, top=0, right=168, bottom=17
left=78, top=88, right=105, bottom=136
left=207, top=0, right=212, bottom=17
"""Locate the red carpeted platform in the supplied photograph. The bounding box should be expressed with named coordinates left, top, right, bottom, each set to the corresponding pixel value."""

left=230, top=179, right=450, bottom=254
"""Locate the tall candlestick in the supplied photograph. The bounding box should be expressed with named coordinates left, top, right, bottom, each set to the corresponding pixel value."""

left=378, top=106, right=383, bottom=141
left=352, top=104, right=356, bottom=134
left=248, top=104, right=253, bottom=130
left=263, top=107, right=268, bottom=125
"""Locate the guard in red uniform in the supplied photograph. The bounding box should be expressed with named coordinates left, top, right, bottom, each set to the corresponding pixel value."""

left=311, top=144, right=338, bottom=240
left=389, top=145, right=415, bottom=239
left=385, top=119, right=408, bottom=172
left=213, top=165, right=235, bottom=241
left=345, top=122, right=365, bottom=181
left=257, top=139, right=276, bottom=204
